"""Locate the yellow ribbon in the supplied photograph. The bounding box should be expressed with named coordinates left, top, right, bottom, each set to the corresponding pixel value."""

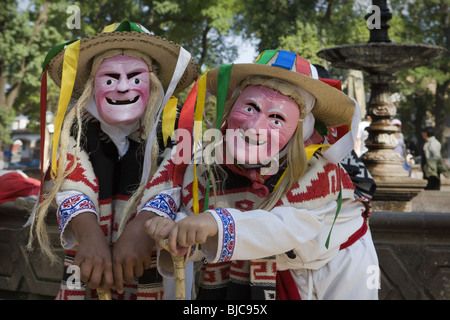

left=102, top=23, right=117, bottom=33
left=51, top=40, right=80, bottom=178
left=161, top=97, right=178, bottom=147
left=273, top=143, right=331, bottom=192
left=305, top=144, right=330, bottom=161
left=192, top=74, right=207, bottom=214
left=273, top=168, right=288, bottom=192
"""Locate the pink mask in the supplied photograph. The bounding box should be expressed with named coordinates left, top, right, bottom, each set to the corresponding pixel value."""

left=226, top=85, right=300, bottom=164
left=94, top=55, right=150, bottom=126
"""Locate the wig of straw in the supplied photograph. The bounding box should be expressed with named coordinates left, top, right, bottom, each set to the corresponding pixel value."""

left=27, top=51, right=163, bottom=263
left=208, top=76, right=310, bottom=211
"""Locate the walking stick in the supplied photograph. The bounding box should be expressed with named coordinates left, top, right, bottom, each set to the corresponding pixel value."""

left=95, top=239, right=185, bottom=300
left=97, top=288, right=111, bottom=300
left=159, top=239, right=186, bottom=300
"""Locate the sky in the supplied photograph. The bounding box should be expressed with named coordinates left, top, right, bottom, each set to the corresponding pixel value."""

left=230, top=35, right=259, bottom=64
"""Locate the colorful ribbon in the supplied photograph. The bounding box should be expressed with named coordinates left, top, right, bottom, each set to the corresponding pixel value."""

left=201, top=64, right=233, bottom=212
left=192, top=74, right=207, bottom=214
left=51, top=39, right=80, bottom=178
left=172, top=80, right=198, bottom=188
left=161, top=97, right=178, bottom=147
left=140, top=46, right=192, bottom=185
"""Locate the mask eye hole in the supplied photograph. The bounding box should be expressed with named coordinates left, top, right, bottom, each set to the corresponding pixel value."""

left=245, top=102, right=259, bottom=113
left=269, top=114, right=285, bottom=121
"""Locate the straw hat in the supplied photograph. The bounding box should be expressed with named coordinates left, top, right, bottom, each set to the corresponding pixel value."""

left=41, top=21, right=197, bottom=180
left=206, top=50, right=355, bottom=127
left=45, top=21, right=197, bottom=97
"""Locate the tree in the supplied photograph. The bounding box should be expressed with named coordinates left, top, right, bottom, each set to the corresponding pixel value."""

left=0, top=0, right=57, bottom=159
left=389, top=0, right=449, bottom=155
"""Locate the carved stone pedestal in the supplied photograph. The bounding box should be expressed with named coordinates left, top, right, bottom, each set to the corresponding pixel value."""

left=361, top=74, right=426, bottom=211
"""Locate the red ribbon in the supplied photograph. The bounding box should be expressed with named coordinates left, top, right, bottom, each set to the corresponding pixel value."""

left=39, top=69, right=48, bottom=203
left=172, top=80, right=198, bottom=187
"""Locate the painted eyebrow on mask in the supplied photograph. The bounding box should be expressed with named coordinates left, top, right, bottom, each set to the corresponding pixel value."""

left=105, top=73, right=120, bottom=79
left=127, top=72, right=141, bottom=79
left=104, top=72, right=142, bottom=80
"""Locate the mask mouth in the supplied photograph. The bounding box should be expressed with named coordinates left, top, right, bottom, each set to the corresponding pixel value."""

left=106, top=95, right=140, bottom=105
left=239, top=129, right=267, bottom=146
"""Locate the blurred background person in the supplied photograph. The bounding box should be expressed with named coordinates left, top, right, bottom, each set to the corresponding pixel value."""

left=355, top=115, right=371, bottom=157
left=421, top=126, right=449, bottom=190
left=391, top=119, right=412, bottom=176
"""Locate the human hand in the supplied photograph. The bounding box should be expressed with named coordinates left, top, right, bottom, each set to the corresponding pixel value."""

left=112, top=211, right=156, bottom=294
left=71, top=213, right=114, bottom=290
left=164, top=212, right=218, bottom=256
left=144, top=215, right=176, bottom=245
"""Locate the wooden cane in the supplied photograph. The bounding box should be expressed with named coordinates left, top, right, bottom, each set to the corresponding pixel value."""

left=159, top=239, right=186, bottom=300
left=97, top=288, right=111, bottom=300
left=95, top=239, right=186, bottom=300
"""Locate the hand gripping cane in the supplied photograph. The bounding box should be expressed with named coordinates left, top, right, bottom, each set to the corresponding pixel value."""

left=159, top=239, right=186, bottom=300
left=95, top=240, right=186, bottom=300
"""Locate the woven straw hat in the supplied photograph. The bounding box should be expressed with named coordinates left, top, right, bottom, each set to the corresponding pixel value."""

left=46, top=21, right=197, bottom=97
left=206, top=50, right=355, bottom=127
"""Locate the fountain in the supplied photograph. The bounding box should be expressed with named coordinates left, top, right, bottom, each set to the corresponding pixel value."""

left=318, top=0, right=448, bottom=211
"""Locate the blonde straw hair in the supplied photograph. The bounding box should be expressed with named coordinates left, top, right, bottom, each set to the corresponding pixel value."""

left=27, top=54, right=163, bottom=263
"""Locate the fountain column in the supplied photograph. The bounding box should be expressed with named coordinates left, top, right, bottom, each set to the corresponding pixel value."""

left=363, top=72, right=425, bottom=211
left=360, top=1, right=410, bottom=184
left=362, top=73, right=404, bottom=177
left=317, top=0, right=447, bottom=211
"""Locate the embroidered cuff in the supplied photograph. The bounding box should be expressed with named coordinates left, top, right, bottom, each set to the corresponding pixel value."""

left=207, top=208, right=236, bottom=262
left=58, top=193, right=96, bottom=249
left=141, top=193, right=178, bottom=220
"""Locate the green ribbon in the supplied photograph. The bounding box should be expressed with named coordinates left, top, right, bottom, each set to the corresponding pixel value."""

left=115, top=20, right=145, bottom=32
left=255, top=49, right=278, bottom=65
left=325, top=164, right=343, bottom=249
left=314, top=121, right=329, bottom=137
left=202, top=64, right=233, bottom=212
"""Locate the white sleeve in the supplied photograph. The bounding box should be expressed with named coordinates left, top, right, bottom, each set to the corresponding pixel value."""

left=201, top=201, right=338, bottom=263
left=55, top=190, right=97, bottom=249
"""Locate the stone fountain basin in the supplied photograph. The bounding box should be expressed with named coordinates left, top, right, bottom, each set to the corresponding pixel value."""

left=317, top=42, right=448, bottom=74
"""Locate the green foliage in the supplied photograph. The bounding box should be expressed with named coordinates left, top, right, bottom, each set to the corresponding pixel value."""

left=388, top=0, right=449, bottom=145
left=0, top=107, right=16, bottom=146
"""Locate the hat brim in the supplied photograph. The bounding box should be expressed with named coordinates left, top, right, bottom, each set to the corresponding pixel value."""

left=206, top=64, right=355, bottom=127
left=47, top=31, right=197, bottom=97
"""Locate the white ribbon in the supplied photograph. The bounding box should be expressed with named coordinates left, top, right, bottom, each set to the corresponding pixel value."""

left=140, top=46, right=192, bottom=184
left=322, top=98, right=360, bottom=164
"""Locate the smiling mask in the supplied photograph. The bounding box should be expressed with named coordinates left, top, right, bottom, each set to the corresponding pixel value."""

left=226, top=85, right=300, bottom=164
left=94, top=55, right=150, bottom=126
left=87, top=54, right=151, bottom=157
